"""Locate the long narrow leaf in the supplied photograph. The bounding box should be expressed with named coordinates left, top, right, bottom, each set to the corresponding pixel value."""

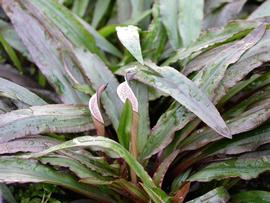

left=24, top=136, right=170, bottom=202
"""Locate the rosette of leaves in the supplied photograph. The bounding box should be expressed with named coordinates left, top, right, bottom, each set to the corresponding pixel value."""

left=0, top=0, right=270, bottom=202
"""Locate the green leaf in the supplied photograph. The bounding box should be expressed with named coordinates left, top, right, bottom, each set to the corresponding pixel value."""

left=0, top=158, right=115, bottom=202
left=159, top=0, right=181, bottom=49
left=76, top=17, right=123, bottom=58
left=0, top=77, right=47, bottom=106
left=232, top=190, right=270, bottom=203
left=24, top=136, right=170, bottom=202
left=178, top=0, right=204, bottom=47
left=116, top=25, right=144, bottom=64
left=0, top=105, right=94, bottom=143
left=72, top=0, right=89, bottom=17
left=141, top=184, right=171, bottom=203
left=0, top=33, right=23, bottom=73
left=186, top=187, right=230, bottom=203
left=92, top=0, right=111, bottom=28
left=248, top=0, right=270, bottom=20
left=111, top=179, right=149, bottom=202
left=189, top=150, right=270, bottom=182
left=0, top=183, right=17, bottom=203
left=171, top=169, right=191, bottom=194
left=141, top=3, right=167, bottom=62
left=0, top=20, right=29, bottom=59
left=117, top=100, right=133, bottom=149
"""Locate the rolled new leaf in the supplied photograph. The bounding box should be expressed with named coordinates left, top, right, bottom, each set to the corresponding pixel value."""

left=89, top=84, right=107, bottom=136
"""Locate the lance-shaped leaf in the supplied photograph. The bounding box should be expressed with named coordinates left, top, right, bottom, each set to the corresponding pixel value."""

left=129, top=81, right=150, bottom=159
left=0, top=136, right=59, bottom=154
left=186, top=187, right=230, bottom=203
left=165, top=20, right=260, bottom=65
left=0, top=158, right=115, bottom=202
left=0, top=19, right=29, bottom=59
left=178, top=0, right=204, bottom=47
left=0, top=77, right=47, bottom=106
left=188, top=150, right=270, bottom=182
left=2, top=0, right=88, bottom=104
left=117, top=100, right=133, bottom=149
left=71, top=0, right=89, bottom=17
left=30, top=0, right=106, bottom=61
left=159, top=0, right=181, bottom=49
left=23, top=136, right=170, bottom=202
left=92, top=0, right=111, bottom=28
left=89, top=84, right=107, bottom=136
left=141, top=25, right=265, bottom=159
left=179, top=98, right=270, bottom=152
left=40, top=155, right=113, bottom=182
left=120, top=61, right=230, bottom=138
left=203, top=0, right=247, bottom=29
left=0, top=105, right=95, bottom=143
left=117, top=74, right=139, bottom=183
left=116, top=25, right=144, bottom=65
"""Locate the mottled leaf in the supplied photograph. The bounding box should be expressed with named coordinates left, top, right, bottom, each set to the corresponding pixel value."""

left=0, top=158, right=114, bottom=202
left=189, top=150, right=270, bottom=182
left=0, top=136, right=59, bottom=154
left=0, top=77, right=47, bottom=106
left=24, top=136, right=170, bottom=202
left=2, top=0, right=88, bottom=104
left=179, top=99, right=270, bottom=152
left=0, top=105, right=94, bottom=143
left=165, top=20, right=260, bottom=65
left=40, top=155, right=112, bottom=182
left=147, top=25, right=265, bottom=159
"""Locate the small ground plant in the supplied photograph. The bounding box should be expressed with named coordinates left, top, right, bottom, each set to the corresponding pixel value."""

left=0, top=0, right=270, bottom=202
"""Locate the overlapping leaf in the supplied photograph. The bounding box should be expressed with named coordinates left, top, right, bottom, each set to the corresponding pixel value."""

left=0, top=105, right=94, bottom=143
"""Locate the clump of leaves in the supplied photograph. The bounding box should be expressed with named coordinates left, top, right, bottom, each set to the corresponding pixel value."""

left=0, top=0, right=269, bottom=202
